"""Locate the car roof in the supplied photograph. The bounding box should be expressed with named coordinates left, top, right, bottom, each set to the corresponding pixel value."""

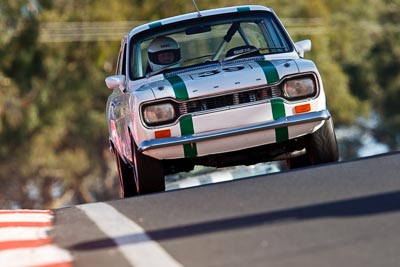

left=128, top=5, right=273, bottom=38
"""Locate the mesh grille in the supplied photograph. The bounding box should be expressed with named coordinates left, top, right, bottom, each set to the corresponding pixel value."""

left=179, top=86, right=281, bottom=114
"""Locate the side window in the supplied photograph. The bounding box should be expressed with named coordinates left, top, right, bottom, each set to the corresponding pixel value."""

left=116, top=43, right=127, bottom=75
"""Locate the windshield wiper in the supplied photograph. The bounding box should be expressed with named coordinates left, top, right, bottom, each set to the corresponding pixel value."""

left=146, top=58, right=185, bottom=77
left=146, top=54, right=215, bottom=78
left=182, top=54, right=214, bottom=64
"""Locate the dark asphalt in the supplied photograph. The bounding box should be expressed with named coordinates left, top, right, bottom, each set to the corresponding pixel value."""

left=54, top=152, right=400, bottom=267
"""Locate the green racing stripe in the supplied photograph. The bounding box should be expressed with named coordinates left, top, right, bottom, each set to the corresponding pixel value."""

left=256, top=61, right=288, bottom=142
left=256, top=60, right=279, bottom=84
left=271, top=99, right=289, bottom=143
left=167, top=75, right=195, bottom=157
left=166, top=75, right=189, bottom=100
left=179, top=116, right=197, bottom=158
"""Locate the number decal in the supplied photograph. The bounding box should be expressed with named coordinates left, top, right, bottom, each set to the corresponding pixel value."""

left=197, top=66, right=245, bottom=77
left=198, top=70, right=221, bottom=77
left=222, top=66, right=245, bottom=72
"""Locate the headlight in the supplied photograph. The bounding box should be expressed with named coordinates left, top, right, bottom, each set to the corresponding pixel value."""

left=281, top=77, right=316, bottom=99
left=142, top=102, right=177, bottom=126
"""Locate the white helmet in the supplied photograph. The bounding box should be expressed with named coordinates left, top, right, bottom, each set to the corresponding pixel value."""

left=148, top=37, right=181, bottom=71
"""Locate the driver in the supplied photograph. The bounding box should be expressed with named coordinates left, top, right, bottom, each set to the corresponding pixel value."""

left=147, top=36, right=181, bottom=72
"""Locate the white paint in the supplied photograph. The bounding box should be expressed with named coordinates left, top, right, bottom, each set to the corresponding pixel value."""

left=0, top=245, right=73, bottom=267
left=210, top=171, right=234, bottom=183
left=0, top=213, right=53, bottom=223
left=0, top=210, right=73, bottom=267
left=77, top=203, right=183, bottom=267
left=178, top=178, right=202, bottom=188
left=0, top=227, right=51, bottom=242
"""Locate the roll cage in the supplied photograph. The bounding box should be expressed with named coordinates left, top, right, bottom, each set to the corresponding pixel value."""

left=129, top=11, right=293, bottom=80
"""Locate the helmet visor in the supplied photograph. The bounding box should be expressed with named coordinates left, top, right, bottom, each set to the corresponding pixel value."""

left=148, top=49, right=181, bottom=66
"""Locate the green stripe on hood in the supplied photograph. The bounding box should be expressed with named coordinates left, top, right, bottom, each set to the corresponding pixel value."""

left=256, top=61, right=279, bottom=84
left=166, top=75, right=189, bottom=100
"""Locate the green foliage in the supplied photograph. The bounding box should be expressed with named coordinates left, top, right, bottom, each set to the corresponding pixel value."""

left=0, top=0, right=399, bottom=208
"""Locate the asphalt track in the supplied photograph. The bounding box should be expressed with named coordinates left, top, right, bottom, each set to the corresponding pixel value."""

left=53, top=152, right=400, bottom=267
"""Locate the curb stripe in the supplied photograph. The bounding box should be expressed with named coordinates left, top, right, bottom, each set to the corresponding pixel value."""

left=78, top=203, right=183, bottom=267
left=0, top=210, right=73, bottom=267
left=166, top=75, right=189, bottom=100
left=33, top=262, right=73, bottom=267
left=0, top=221, right=53, bottom=227
left=0, top=212, right=54, bottom=223
left=31, top=262, right=73, bottom=267
left=179, top=116, right=197, bottom=158
left=0, top=238, right=53, bottom=250
left=0, top=245, right=73, bottom=267
left=271, top=99, right=289, bottom=142
left=256, top=60, right=279, bottom=84
left=0, top=210, right=54, bottom=215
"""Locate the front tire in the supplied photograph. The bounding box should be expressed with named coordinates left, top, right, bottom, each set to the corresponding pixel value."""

left=287, top=118, right=339, bottom=169
left=286, top=154, right=312, bottom=169
left=114, top=149, right=138, bottom=198
left=132, top=139, right=165, bottom=194
left=306, top=117, right=339, bottom=164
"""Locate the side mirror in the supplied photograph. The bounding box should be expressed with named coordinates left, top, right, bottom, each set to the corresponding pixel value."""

left=294, top=39, right=312, bottom=58
left=105, top=75, right=126, bottom=92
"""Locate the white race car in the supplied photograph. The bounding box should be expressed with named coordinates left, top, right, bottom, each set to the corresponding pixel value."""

left=105, top=5, right=339, bottom=197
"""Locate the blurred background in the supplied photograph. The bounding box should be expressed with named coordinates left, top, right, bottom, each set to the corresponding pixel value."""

left=0, top=0, right=399, bottom=209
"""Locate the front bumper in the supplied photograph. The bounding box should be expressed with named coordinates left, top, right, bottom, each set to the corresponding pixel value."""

left=138, top=109, right=331, bottom=152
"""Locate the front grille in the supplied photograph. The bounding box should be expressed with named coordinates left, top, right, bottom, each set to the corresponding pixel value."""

left=179, top=86, right=280, bottom=114
left=184, top=95, right=234, bottom=113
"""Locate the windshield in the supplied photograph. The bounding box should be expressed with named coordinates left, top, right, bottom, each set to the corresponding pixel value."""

left=129, top=11, right=292, bottom=79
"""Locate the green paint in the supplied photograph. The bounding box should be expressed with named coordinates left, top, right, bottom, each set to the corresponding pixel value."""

left=166, top=75, right=189, bottom=100
left=271, top=99, right=286, bottom=120
left=179, top=116, right=197, bottom=158
left=271, top=99, right=289, bottom=142
left=237, top=7, right=251, bottom=12
left=256, top=61, right=279, bottom=84
left=180, top=116, right=194, bottom=135
left=148, top=22, right=162, bottom=28
left=275, top=127, right=289, bottom=143
left=183, top=143, right=197, bottom=158
left=168, top=76, right=195, bottom=157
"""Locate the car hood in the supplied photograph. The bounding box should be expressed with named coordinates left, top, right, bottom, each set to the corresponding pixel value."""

left=134, top=58, right=316, bottom=101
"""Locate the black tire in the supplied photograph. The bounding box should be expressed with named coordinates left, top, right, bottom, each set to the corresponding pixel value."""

left=114, top=150, right=138, bottom=198
left=286, top=154, right=312, bottom=169
left=132, top=139, right=165, bottom=194
left=287, top=118, right=339, bottom=169
left=306, top=117, right=339, bottom=164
